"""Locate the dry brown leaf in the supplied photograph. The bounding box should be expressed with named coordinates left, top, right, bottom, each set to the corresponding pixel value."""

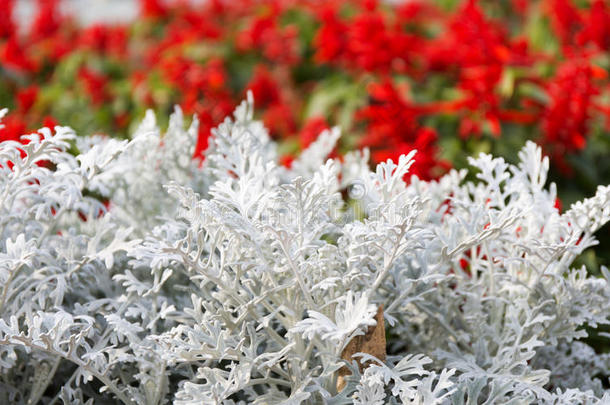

left=336, top=304, right=386, bottom=392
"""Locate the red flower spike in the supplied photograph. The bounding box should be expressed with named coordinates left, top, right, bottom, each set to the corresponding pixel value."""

left=578, top=0, right=610, bottom=51
left=0, top=0, right=16, bottom=39
left=31, top=0, right=62, bottom=41
left=299, top=117, right=329, bottom=150
left=246, top=65, right=281, bottom=108
left=314, top=6, right=349, bottom=64
left=542, top=60, right=598, bottom=156
left=80, top=24, right=128, bottom=58
left=140, top=0, right=168, bottom=19
left=78, top=68, right=110, bottom=105
left=1, top=38, right=37, bottom=73
left=16, top=86, right=40, bottom=113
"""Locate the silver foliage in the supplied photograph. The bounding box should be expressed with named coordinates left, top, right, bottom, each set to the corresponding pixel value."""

left=0, top=97, right=609, bottom=404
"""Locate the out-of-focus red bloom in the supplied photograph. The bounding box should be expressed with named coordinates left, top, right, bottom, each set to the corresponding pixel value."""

left=140, top=0, right=168, bottom=19
left=279, top=154, right=295, bottom=168
left=358, top=81, right=421, bottom=146
left=161, top=57, right=226, bottom=96
left=314, top=6, right=348, bottom=64
left=0, top=0, right=16, bottom=39
left=262, top=103, right=297, bottom=139
left=80, top=24, right=128, bottom=58
left=578, top=0, right=610, bottom=51
left=546, top=0, right=583, bottom=49
left=31, top=0, right=62, bottom=41
left=237, top=11, right=300, bottom=66
left=174, top=7, right=222, bottom=40
left=427, top=0, right=509, bottom=70
left=511, top=0, right=529, bottom=15
left=422, top=0, right=532, bottom=138
left=115, top=112, right=129, bottom=129
left=1, top=38, right=37, bottom=73
left=299, top=116, right=329, bottom=149
left=396, top=0, right=441, bottom=21
left=16, top=86, right=40, bottom=113
left=315, top=2, right=421, bottom=73
left=79, top=68, right=110, bottom=105
left=42, top=116, right=58, bottom=129
left=358, top=81, right=447, bottom=179
left=0, top=115, right=27, bottom=143
left=554, top=197, right=563, bottom=213
left=542, top=60, right=598, bottom=159
left=194, top=58, right=226, bottom=92
left=194, top=110, right=214, bottom=160
left=246, top=65, right=281, bottom=108
left=192, top=97, right=235, bottom=159
left=371, top=128, right=449, bottom=180
left=347, top=8, right=416, bottom=73
left=457, top=65, right=503, bottom=138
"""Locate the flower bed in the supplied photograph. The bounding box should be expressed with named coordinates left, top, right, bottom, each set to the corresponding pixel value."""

left=2, top=0, right=610, bottom=183
left=1, top=98, right=609, bottom=403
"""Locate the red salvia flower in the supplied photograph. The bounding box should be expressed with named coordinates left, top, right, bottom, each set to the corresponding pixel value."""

left=314, top=6, right=349, bottom=64
left=546, top=0, right=583, bottom=50
left=542, top=60, right=598, bottom=161
left=262, top=103, right=297, bottom=139
left=299, top=116, right=329, bottom=149
left=0, top=0, right=16, bottom=39
left=246, top=65, right=282, bottom=108
left=0, top=115, right=27, bottom=143
left=358, top=81, right=447, bottom=180
left=16, top=86, right=39, bottom=113
left=1, top=38, right=37, bottom=73
left=578, top=0, right=610, bottom=51
left=140, top=0, right=168, bottom=19
left=80, top=24, right=128, bottom=58
left=237, top=10, right=300, bottom=66
left=79, top=67, right=110, bottom=105
left=31, top=0, right=62, bottom=41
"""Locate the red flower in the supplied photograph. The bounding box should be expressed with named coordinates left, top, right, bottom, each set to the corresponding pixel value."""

left=370, top=128, right=449, bottom=180
left=546, top=0, right=583, bottom=50
left=80, top=24, right=128, bottom=58
left=359, top=81, right=421, bottom=145
left=30, top=0, right=62, bottom=41
left=16, top=86, right=40, bottom=113
left=313, top=6, right=349, bottom=64
left=315, top=2, right=420, bottom=73
left=246, top=65, right=281, bottom=108
left=542, top=60, right=598, bottom=158
left=193, top=99, right=235, bottom=159
left=299, top=117, right=329, bottom=149
left=42, top=116, right=58, bottom=129
left=161, top=57, right=226, bottom=97
left=0, top=0, right=16, bottom=39
left=194, top=111, right=214, bottom=160
left=79, top=68, right=110, bottom=105
left=140, top=0, right=168, bottom=19
left=0, top=115, right=27, bottom=143
left=279, top=154, right=295, bottom=168
left=578, top=0, right=610, bottom=51
left=1, top=38, right=37, bottom=73
left=237, top=11, right=300, bottom=66
left=427, top=0, right=508, bottom=69
left=456, top=65, right=503, bottom=138
left=358, top=81, right=448, bottom=179
left=347, top=10, right=398, bottom=72
left=262, top=103, right=296, bottom=139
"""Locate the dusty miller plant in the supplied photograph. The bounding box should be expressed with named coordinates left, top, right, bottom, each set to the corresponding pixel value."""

left=0, top=96, right=609, bottom=404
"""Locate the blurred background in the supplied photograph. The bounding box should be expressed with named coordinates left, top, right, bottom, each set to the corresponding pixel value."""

left=14, top=0, right=139, bottom=28
left=1, top=0, right=609, bottom=275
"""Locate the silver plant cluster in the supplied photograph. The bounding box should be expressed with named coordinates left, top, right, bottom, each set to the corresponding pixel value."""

left=1, top=95, right=610, bottom=404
